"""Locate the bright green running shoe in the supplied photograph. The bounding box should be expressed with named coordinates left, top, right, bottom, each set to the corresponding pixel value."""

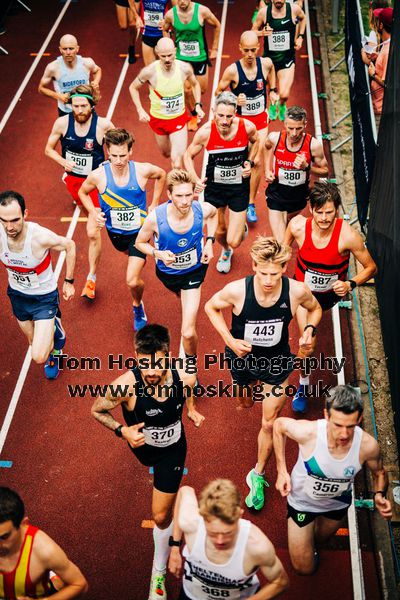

left=148, top=570, right=167, bottom=599
left=245, top=469, right=269, bottom=510
left=278, top=102, right=287, bottom=121
left=268, top=102, right=278, bottom=121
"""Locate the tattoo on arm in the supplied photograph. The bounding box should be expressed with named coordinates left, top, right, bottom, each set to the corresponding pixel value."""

left=93, top=396, right=122, bottom=430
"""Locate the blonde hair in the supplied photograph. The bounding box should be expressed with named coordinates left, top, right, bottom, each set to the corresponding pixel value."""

left=250, top=236, right=292, bottom=266
left=166, top=169, right=195, bottom=193
left=199, top=479, right=241, bottom=524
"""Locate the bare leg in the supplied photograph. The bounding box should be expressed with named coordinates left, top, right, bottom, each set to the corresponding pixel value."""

left=268, top=207, right=287, bottom=243
left=288, top=517, right=317, bottom=575
left=126, top=255, right=146, bottom=306
left=256, top=379, right=288, bottom=474
left=169, top=126, right=188, bottom=169
left=17, top=318, right=55, bottom=364
left=86, top=209, right=102, bottom=275
left=180, top=287, right=202, bottom=356
left=226, top=209, right=247, bottom=249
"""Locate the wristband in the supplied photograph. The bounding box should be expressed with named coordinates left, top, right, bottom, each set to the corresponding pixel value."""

left=195, top=102, right=203, bottom=108
left=270, top=87, right=278, bottom=93
left=64, top=278, right=74, bottom=284
left=168, top=536, right=182, bottom=547
left=305, top=163, right=311, bottom=172
left=114, top=425, right=124, bottom=438
left=297, top=33, right=305, bottom=38
left=373, top=490, right=387, bottom=498
left=206, top=236, right=215, bottom=243
left=348, top=279, right=357, bottom=290
left=304, top=324, right=317, bottom=337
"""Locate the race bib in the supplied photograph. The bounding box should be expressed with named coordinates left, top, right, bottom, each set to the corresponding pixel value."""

left=244, top=320, right=283, bottom=347
left=278, top=167, right=307, bottom=187
left=65, top=151, right=93, bottom=176
left=187, top=579, right=242, bottom=600
left=304, top=270, right=339, bottom=292
left=144, top=10, right=163, bottom=27
left=171, top=248, right=198, bottom=270
left=110, top=207, right=141, bottom=231
left=242, top=94, right=265, bottom=116
left=214, top=165, right=242, bottom=185
left=160, top=94, right=184, bottom=116
left=9, top=270, right=40, bottom=290
left=179, top=40, right=200, bottom=57
left=144, top=420, right=181, bottom=447
left=303, top=474, right=350, bottom=500
left=268, top=31, right=290, bottom=51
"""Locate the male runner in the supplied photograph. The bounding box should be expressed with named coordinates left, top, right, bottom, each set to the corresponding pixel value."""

left=163, top=0, right=221, bottom=131
left=205, top=236, right=321, bottom=510
left=184, top=91, right=259, bottom=274
left=78, top=128, right=166, bottom=330
left=91, top=324, right=204, bottom=600
left=129, top=37, right=204, bottom=168
left=284, top=181, right=377, bottom=412
left=216, top=30, right=278, bottom=223
left=131, top=0, right=177, bottom=65
left=274, top=385, right=392, bottom=575
left=135, top=169, right=217, bottom=359
left=252, top=0, right=306, bottom=121
left=0, top=191, right=75, bottom=379
left=0, top=487, right=88, bottom=599
left=38, top=34, right=101, bottom=116
left=115, top=0, right=140, bottom=64
left=168, top=479, right=289, bottom=598
left=45, top=84, right=114, bottom=301
left=264, top=105, right=328, bottom=242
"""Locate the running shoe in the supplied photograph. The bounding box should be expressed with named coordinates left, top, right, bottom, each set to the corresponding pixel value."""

left=44, top=352, right=60, bottom=380
left=216, top=248, right=233, bottom=274
left=53, top=316, right=66, bottom=351
left=278, top=103, right=287, bottom=121
left=128, top=45, right=136, bottom=64
left=247, top=204, right=258, bottom=223
left=188, top=115, right=199, bottom=132
left=81, top=279, right=96, bottom=301
left=133, top=302, right=147, bottom=331
left=292, top=384, right=307, bottom=413
left=148, top=570, right=167, bottom=600
left=268, top=102, right=278, bottom=121
left=245, top=469, right=269, bottom=510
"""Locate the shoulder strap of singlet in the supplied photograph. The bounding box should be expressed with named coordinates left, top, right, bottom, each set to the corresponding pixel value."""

left=329, top=218, right=344, bottom=248
left=305, top=217, right=312, bottom=241
left=88, top=111, right=98, bottom=140
left=66, top=112, right=75, bottom=137
left=287, top=2, right=292, bottom=20
left=276, top=130, right=284, bottom=152
left=24, top=222, right=34, bottom=254
left=235, top=59, right=245, bottom=82
left=256, top=56, right=264, bottom=82
left=266, top=1, right=272, bottom=23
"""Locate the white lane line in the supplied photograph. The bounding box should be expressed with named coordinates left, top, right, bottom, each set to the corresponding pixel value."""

left=0, top=58, right=131, bottom=455
left=0, top=0, right=72, bottom=137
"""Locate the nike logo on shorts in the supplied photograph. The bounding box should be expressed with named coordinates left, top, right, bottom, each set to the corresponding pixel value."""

left=188, top=281, right=200, bottom=286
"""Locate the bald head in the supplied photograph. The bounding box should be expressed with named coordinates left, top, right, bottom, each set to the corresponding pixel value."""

left=240, top=30, right=259, bottom=47
left=155, top=37, right=176, bottom=55
left=59, top=34, right=78, bottom=47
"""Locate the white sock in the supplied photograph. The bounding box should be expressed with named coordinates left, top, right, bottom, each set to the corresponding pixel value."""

left=153, top=522, right=173, bottom=572
left=87, top=273, right=96, bottom=282
left=299, top=376, right=309, bottom=386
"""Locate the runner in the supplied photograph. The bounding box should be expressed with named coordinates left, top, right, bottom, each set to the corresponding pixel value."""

left=114, top=0, right=141, bottom=64
left=215, top=29, right=278, bottom=224
left=264, top=105, right=328, bottom=242
left=134, top=0, right=177, bottom=66
left=38, top=34, right=102, bottom=116
left=135, top=168, right=217, bottom=359
left=0, top=191, right=75, bottom=379
left=45, top=83, right=114, bottom=302
left=91, top=323, right=205, bottom=600
left=0, top=487, right=88, bottom=598
left=78, top=128, right=166, bottom=330
left=284, top=181, right=377, bottom=412
left=168, top=479, right=289, bottom=598
left=129, top=37, right=204, bottom=168
left=274, top=384, right=392, bottom=575
left=184, top=91, right=259, bottom=274
left=163, top=0, right=221, bottom=131
left=205, top=236, right=322, bottom=510
left=252, top=0, right=306, bottom=121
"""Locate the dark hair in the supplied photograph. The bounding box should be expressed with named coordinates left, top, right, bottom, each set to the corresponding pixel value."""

left=135, top=324, right=170, bottom=355
left=104, top=128, right=134, bottom=150
left=325, top=385, right=364, bottom=416
left=309, top=181, right=342, bottom=210
left=286, top=105, right=307, bottom=122
left=0, top=191, right=26, bottom=213
left=67, top=84, right=98, bottom=106
left=0, top=488, right=25, bottom=528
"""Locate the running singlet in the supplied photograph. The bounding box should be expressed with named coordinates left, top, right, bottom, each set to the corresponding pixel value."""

left=294, top=218, right=350, bottom=293
left=141, top=0, right=168, bottom=37
left=61, top=112, right=105, bottom=178
left=268, top=131, right=312, bottom=203
left=155, top=201, right=204, bottom=275
left=263, top=2, right=296, bottom=65
left=288, top=419, right=363, bottom=513
left=149, top=61, right=186, bottom=120
left=99, top=161, right=147, bottom=235
left=230, top=275, right=293, bottom=357
left=122, top=367, right=186, bottom=459
left=0, top=223, right=56, bottom=295
left=182, top=518, right=259, bottom=600
left=0, top=525, right=52, bottom=599
left=53, top=55, right=89, bottom=113
left=173, top=3, right=207, bottom=63
left=205, top=119, right=249, bottom=188
left=232, top=58, right=267, bottom=122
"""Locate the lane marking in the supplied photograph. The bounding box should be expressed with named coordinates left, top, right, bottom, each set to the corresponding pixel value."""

left=0, top=461, right=13, bottom=468
left=30, top=53, right=51, bottom=57
left=141, top=520, right=155, bottom=529
left=0, top=0, right=72, bottom=136
left=0, top=59, right=130, bottom=455
left=60, top=216, right=88, bottom=222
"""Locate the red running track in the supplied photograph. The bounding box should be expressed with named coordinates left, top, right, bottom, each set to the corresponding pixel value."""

left=0, top=0, right=380, bottom=598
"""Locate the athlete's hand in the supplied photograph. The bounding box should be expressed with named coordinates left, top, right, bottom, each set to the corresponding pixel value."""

left=295, top=36, right=303, bottom=51
left=123, top=423, right=146, bottom=448
left=57, top=92, right=70, bottom=104
left=64, top=160, right=76, bottom=173
left=242, top=161, right=252, bottom=178
left=168, top=546, right=183, bottom=577
left=147, top=202, right=157, bottom=213
left=201, top=243, right=213, bottom=264
left=298, top=329, right=315, bottom=354
left=156, top=249, right=176, bottom=266
left=95, top=211, right=107, bottom=229
left=187, top=409, right=205, bottom=428
left=332, top=280, right=352, bottom=296
left=237, top=93, right=247, bottom=107
left=374, top=495, right=392, bottom=520
left=135, top=15, right=144, bottom=28
left=194, top=177, right=207, bottom=195
left=270, top=90, right=279, bottom=104
left=62, top=281, right=75, bottom=301
left=229, top=338, right=252, bottom=358
left=195, top=105, right=205, bottom=120
left=265, top=169, right=275, bottom=183
left=293, top=153, right=309, bottom=170
left=276, top=470, right=291, bottom=497
left=260, top=23, right=273, bottom=37
left=138, top=107, right=150, bottom=122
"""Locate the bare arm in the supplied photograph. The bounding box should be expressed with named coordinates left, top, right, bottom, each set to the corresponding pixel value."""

left=250, top=531, right=289, bottom=599
left=283, top=215, right=300, bottom=247
left=332, top=226, right=377, bottom=295
left=215, top=64, right=237, bottom=95
left=273, top=417, right=312, bottom=496
left=44, top=119, right=73, bottom=170
left=364, top=437, right=392, bottom=519
left=185, top=67, right=205, bottom=119
left=38, top=63, right=70, bottom=105
left=137, top=163, right=166, bottom=210
left=264, top=133, right=278, bottom=182
left=78, top=171, right=101, bottom=216
left=39, top=228, right=76, bottom=300
left=293, top=5, right=306, bottom=50
left=309, top=138, right=329, bottom=177
left=169, top=487, right=200, bottom=578
left=252, top=8, right=268, bottom=37
left=265, top=59, right=279, bottom=104
left=180, top=371, right=205, bottom=428
left=183, top=127, right=209, bottom=188
left=200, top=203, right=218, bottom=264
left=202, top=7, right=221, bottom=59
left=129, top=67, right=152, bottom=121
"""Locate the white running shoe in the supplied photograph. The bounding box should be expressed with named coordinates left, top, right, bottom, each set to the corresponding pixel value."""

left=148, top=569, right=167, bottom=600
left=216, top=248, right=233, bottom=273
